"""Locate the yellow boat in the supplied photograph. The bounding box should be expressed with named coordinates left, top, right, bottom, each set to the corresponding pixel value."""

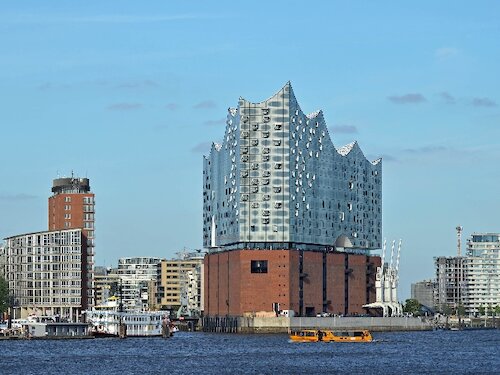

left=289, top=329, right=372, bottom=343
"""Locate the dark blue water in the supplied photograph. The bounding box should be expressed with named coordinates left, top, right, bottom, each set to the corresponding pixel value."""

left=1, top=330, right=498, bottom=374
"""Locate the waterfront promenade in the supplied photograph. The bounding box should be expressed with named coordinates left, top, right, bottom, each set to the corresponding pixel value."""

left=203, top=316, right=433, bottom=333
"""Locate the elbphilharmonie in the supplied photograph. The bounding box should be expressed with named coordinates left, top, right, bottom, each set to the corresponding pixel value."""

left=203, top=82, right=381, bottom=252
left=203, top=83, right=382, bottom=318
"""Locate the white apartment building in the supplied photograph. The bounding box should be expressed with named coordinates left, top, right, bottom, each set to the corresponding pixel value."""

left=1, top=229, right=86, bottom=321
left=113, top=257, right=161, bottom=311
left=464, top=233, right=500, bottom=315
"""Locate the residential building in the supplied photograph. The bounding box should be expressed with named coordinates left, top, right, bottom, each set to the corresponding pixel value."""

left=48, top=176, right=95, bottom=308
left=156, top=251, right=204, bottom=316
left=411, top=279, right=436, bottom=309
left=1, top=229, right=87, bottom=321
left=464, top=233, right=500, bottom=315
left=114, top=257, right=161, bottom=311
left=94, top=267, right=120, bottom=307
left=435, top=256, right=466, bottom=313
left=203, top=83, right=382, bottom=317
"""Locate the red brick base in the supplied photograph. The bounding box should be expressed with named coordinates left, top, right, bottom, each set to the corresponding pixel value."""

left=204, top=249, right=380, bottom=317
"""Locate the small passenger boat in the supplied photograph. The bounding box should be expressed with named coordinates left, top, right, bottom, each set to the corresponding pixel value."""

left=289, top=329, right=372, bottom=343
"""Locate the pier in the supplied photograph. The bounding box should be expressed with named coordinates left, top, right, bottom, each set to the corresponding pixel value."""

left=202, top=316, right=433, bottom=333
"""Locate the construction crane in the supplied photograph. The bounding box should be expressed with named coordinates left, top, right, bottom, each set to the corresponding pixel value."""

left=456, top=225, right=463, bottom=256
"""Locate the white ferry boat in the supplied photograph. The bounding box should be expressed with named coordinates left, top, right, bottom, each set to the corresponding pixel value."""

left=86, top=310, right=169, bottom=337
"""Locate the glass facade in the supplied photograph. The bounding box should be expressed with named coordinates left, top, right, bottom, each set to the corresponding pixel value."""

left=203, top=83, right=382, bottom=252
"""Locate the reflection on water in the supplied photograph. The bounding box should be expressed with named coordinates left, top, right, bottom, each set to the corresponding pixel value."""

left=0, top=330, right=499, bottom=374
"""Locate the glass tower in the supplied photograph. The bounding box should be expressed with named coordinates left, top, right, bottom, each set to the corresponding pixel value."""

left=203, top=83, right=382, bottom=252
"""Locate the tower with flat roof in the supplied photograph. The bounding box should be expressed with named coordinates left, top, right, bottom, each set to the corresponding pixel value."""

left=48, top=175, right=95, bottom=308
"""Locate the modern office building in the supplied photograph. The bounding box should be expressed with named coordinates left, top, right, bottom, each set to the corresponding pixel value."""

left=1, top=229, right=87, bottom=320
left=203, top=83, right=382, bottom=317
left=464, top=233, right=500, bottom=315
left=411, top=279, right=436, bottom=309
left=48, top=176, right=95, bottom=308
left=113, top=257, right=161, bottom=311
left=156, top=252, right=204, bottom=316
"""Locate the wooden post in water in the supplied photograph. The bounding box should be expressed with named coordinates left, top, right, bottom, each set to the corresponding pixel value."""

left=162, top=316, right=170, bottom=338
left=119, top=322, right=127, bottom=338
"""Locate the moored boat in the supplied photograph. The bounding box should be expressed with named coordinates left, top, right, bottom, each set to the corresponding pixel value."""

left=86, top=310, right=172, bottom=337
left=289, top=329, right=372, bottom=343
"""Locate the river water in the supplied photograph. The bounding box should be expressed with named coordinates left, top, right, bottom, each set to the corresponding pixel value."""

left=0, top=330, right=498, bottom=374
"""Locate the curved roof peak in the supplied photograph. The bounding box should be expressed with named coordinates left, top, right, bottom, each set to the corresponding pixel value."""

left=306, top=109, right=322, bottom=119
left=239, top=81, right=294, bottom=105
left=337, top=141, right=358, bottom=156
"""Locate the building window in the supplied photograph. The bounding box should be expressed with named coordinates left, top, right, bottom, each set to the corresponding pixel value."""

left=251, top=260, right=268, bottom=273
left=65, top=196, right=71, bottom=202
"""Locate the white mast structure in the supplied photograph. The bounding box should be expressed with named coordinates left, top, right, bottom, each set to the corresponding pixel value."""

left=376, top=240, right=387, bottom=303
left=384, top=240, right=395, bottom=306
left=364, top=238, right=403, bottom=317
left=390, top=240, right=403, bottom=316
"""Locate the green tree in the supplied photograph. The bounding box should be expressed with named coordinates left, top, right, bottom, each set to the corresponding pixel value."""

left=403, top=299, right=422, bottom=315
left=457, top=304, right=466, bottom=316
left=478, top=305, right=486, bottom=316
left=0, top=275, right=8, bottom=314
left=441, top=304, right=452, bottom=315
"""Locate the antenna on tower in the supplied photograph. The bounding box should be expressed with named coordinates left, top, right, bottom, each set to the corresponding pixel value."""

left=456, top=225, right=463, bottom=256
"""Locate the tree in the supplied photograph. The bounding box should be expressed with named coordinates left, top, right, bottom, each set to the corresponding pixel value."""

left=478, top=305, right=486, bottom=316
left=457, top=304, right=466, bottom=316
left=403, top=299, right=422, bottom=315
left=0, top=275, right=8, bottom=315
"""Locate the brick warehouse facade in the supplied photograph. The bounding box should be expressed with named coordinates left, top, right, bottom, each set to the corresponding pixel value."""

left=204, top=249, right=380, bottom=317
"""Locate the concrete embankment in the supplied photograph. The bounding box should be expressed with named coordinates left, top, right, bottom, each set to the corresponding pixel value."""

left=204, top=316, right=433, bottom=333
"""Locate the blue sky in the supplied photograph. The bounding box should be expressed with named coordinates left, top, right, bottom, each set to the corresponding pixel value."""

left=1, top=1, right=499, bottom=299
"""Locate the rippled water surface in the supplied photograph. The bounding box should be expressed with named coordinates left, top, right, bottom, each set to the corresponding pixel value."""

left=1, top=330, right=498, bottom=374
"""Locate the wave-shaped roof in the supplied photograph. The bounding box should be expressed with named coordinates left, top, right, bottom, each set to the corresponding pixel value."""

left=337, top=141, right=357, bottom=156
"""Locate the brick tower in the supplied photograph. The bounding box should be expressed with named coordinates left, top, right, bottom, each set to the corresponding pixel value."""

left=48, top=175, right=95, bottom=309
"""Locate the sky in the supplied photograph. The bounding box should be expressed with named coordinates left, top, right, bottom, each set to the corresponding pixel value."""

left=1, top=1, right=499, bottom=299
